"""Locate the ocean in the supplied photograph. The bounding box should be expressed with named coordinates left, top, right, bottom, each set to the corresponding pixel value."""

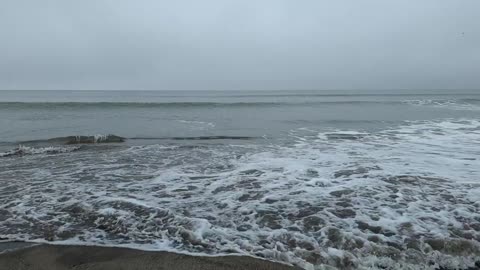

left=0, top=90, right=479, bottom=269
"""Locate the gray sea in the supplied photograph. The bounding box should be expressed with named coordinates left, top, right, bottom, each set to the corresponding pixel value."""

left=0, top=90, right=479, bottom=269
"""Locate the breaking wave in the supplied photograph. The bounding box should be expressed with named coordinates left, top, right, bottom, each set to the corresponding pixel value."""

left=0, top=145, right=81, bottom=157
left=131, top=136, right=257, bottom=141
left=13, top=135, right=257, bottom=146
left=20, top=135, right=126, bottom=145
left=0, top=119, right=479, bottom=269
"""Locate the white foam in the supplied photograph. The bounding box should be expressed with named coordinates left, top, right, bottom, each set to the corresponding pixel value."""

left=93, top=134, right=108, bottom=143
left=404, top=99, right=480, bottom=111
left=177, top=120, right=216, bottom=129
left=1, top=118, right=479, bottom=269
left=0, top=145, right=80, bottom=157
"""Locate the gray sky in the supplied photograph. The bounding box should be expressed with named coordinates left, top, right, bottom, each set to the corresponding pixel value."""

left=1, top=0, right=479, bottom=90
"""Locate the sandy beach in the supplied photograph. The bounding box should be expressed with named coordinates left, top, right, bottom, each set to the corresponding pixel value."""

left=0, top=243, right=301, bottom=270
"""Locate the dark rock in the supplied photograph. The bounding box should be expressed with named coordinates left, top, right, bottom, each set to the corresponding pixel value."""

left=326, top=133, right=366, bottom=140
left=341, top=255, right=357, bottom=269
left=383, top=231, right=396, bottom=237
left=450, top=228, right=475, bottom=239
left=386, top=241, right=404, bottom=250
left=95, top=215, right=128, bottom=234
left=330, top=208, right=356, bottom=218
left=425, top=239, right=445, bottom=251
left=257, top=213, right=282, bottom=230
left=179, top=229, right=203, bottom=246
left=238, top=194, right=250, bottom=202
left=236, top=179, right=261, bottom=189
left=287, top=238, right=297, bottom=249
left=56, top=229, right=79, bottom=240
left=216, top=203, right=228, bottom=209
left=204, top=215, right=216, bottom=221
left=237, top=224, right=252, bottom=231
left=239, top=169, right=264, bottom=176
left=295, top=201, right=312, bottom=208
left=306, top=169, right=319, bottom=178
left=398, top=222, right=414, bottom=233
left=343, top=238, right=364, bottom=251
left=172, top=188, right=191, bottom=192
left=286, top=226, right=302, bottom=232
left=334, top=167, right=368, bottom=178
left=377, top=246, right=402, bottom=260
left=296, top=206, right=323, bottom=218
left=57, top=196, right=70, bottom=203
left=289, top=190, right=306, bottom=195
left=327, top=227, right=343, bottom=245
left=440, top=194, right=456, bottom=203
left=42, top=225, right=56, bottom=241
left=304, top=251, right=324, bottom=264
left=186, top=185, right=198, bottom=190
left=356, top=221, right=382, bottom=234
left=443, top=239, right=477, bottom=255
left=0, top=209, right=11, bottom=222
left=62, top=204, right=88, bottom=217
left=470, top=223, right=480, bottom=232
left=426, top=237, right=477, bottom=255
left=386, top=185, right=399, bottom=193
left=259, top=239, right=273, bottom=248
left=383, top=175, right=419, bottom=185
left=212, top=185, right=235, bottom=194
left=355, top=238, right=364, bottom=248
left=330, top=189, right=354, bottom=198
left=238, top=192, right=263, bottom=202
left=336, top=200, right=353, bottom=208
left=368, top=235, right=381, bottom=243
left=106, top=201, right=153, bottom=217
left=264, top=198, right=278, bottom=204
left=297, top=240, right=315, bottom=251
left=303, top=216, right=325, bottom=232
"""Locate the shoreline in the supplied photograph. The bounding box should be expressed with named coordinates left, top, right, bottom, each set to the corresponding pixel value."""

left=0, top=242, right=301, bottom=270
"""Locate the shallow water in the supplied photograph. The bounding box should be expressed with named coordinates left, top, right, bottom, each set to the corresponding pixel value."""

left=0, top=90, right=479, bottom=269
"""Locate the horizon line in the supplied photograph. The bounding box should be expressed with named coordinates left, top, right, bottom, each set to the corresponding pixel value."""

left=1, top=89, right=480, bottom=91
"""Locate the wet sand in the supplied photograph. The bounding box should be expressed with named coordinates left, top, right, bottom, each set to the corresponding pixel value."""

left=0, top=243, right=301, bottom=270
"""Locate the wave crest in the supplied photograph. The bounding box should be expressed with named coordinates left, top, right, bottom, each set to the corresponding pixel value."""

left=20, top=134, right=126, bottom=145
left=63, top=135, right=125, bottom=144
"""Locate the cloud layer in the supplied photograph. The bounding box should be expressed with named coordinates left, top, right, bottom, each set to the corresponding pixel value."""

left=1, top=0, right=479, bottom=90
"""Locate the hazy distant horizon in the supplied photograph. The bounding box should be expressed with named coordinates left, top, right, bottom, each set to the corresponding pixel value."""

left=1, top=88, right=480, bottom=92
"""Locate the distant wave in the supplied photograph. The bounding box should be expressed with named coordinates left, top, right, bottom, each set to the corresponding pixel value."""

left=1, top=97, right=479, bottom=109
left=460, top=98, right=480, bottom=103
left=131, top=136, right=257, bottom=140
left=0, top=101, right=401, bottom=109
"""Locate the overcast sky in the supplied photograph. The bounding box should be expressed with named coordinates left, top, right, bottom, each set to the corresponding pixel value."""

left=0, top=0, right=479, bottom=90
